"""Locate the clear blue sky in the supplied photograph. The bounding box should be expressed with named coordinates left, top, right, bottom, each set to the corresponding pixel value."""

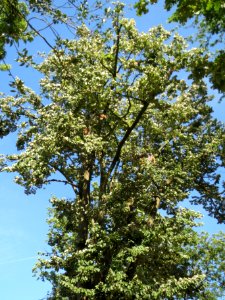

left=0, top=1, right=224, bottom=299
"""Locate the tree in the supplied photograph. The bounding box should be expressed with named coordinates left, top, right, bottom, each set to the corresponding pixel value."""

left=1, top=3, right=225, bottom=299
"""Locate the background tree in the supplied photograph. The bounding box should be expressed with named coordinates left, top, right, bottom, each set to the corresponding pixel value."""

left=0, top=0, right=27, bottom=57
left=134, top=0, right=225, bottom=33
left=1, top=4, right=225, bottom=297
left=0, top=0, right=30, bottom=70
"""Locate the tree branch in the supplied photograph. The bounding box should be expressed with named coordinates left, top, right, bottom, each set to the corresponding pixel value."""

left=113, top=23, right=122, bottom=78
left=48, top=162, right=78, bottom=194
left=107, top=99, right=150, bottom=177
left=44, top=178, right=78, bottom=191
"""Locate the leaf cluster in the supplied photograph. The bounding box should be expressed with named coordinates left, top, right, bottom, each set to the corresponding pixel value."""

left=134, top=0, right=225, bottom=93
left=0, top=0, right=29, bottom=59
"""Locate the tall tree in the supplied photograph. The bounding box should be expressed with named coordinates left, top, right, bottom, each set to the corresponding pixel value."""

left=1, top=4, right=225, bottom=297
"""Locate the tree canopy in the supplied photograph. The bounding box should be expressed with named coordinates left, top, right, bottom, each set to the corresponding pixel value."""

left=0, top=1, right=225, bottom=299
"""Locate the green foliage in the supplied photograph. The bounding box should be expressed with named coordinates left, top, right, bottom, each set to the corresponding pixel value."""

left=0, top=63, right=11, bottom=71
left=163, top=0, right=225, bottom=34
left=35, top=201, right=225, bottom=299
left=209, top=50, right=225, bottom=94
left=134, top=0, right=153, bottom=15
left=0, top=91, right=19, bottom=137
left=134, top=0, right=225, bottom=33
left=0, top=0, right=29, bottom=59
left=162, top=0, right=225, bottom=93
left=134, top=0, right=225, bottom=93
left=1, top=7, right=225, bottom=297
